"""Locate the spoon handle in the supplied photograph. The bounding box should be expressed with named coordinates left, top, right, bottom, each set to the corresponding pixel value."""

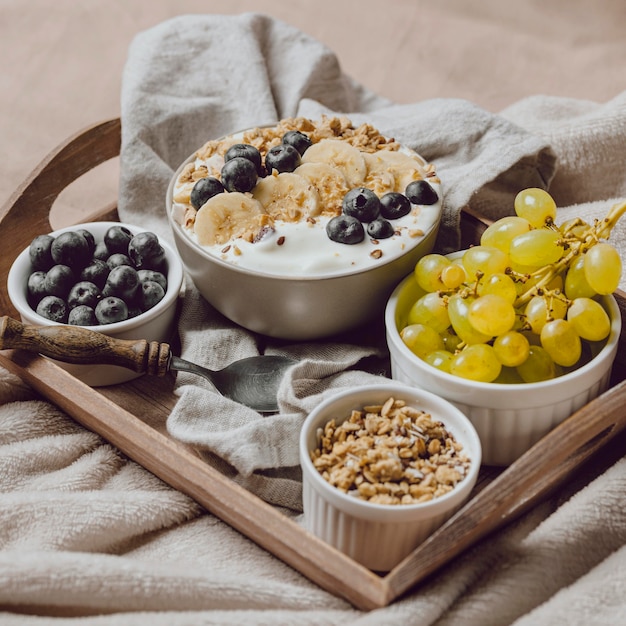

left=0, top=316, right=171, bottom=376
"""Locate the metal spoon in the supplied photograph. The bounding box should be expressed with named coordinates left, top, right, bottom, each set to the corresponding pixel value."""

left=0, top=316, right=295, bottom=413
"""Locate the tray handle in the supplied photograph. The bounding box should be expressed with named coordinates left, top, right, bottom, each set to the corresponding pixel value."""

left=0, top=118, right=121, bottom=318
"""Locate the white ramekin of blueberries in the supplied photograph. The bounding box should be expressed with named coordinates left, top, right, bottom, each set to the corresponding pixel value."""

left=7, top=222, right=184, bottom=386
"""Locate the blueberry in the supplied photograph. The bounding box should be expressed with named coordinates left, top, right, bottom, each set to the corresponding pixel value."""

left=95, top=296, right=128, bottom=325
left=138, top=269, right=167, bottom=291
left=367, top=217, right=395, bottom=239
left=342, top=187, right=380, bottom=223
left=93, top=241, right=110, bottom=261
left=29, top=235, right=55, bottom=271
left=106, top=253, right=132, bottom=270
left=44, top=264, right=75, bottom=298
left=190, top=177, right=225, bottom=209
left=224, top=143, right=263, bottom=176
left=220, top=156, right=258, bottom=193
left=265, top=144, right=301, bottom=174
left=282, top=130, right=312, bottom=156
left=103, top=265, right=140, bottom=301
left=140, top=281, right=166, bottom=311
left=67, top=281, right=101, bottom=309
left=80, top=258, right=109, bottom=290
left=128, top=232, right=166, bottom=271
left=326, top=215, right=365, bottom=245
left=76, top=229, right=96, bottom=255
left=405, top=180, right=439, bottom=205
left=104, top=225, right=133, bottom=255
left=380, top=192, right=411, bottom=220
left=36, top=295, right=68, bottom=323
left=27, top=271, right=48, bottom=306
left=51, top=231, right=91, bottom=269
left=68, top=305, right=97, bottom=326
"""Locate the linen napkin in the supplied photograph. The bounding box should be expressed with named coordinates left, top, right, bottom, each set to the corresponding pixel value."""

left=118, top=12, right=561, bottom=509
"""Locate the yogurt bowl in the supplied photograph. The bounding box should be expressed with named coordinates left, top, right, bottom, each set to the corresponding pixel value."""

left=167, top=116, right=442, bottom=340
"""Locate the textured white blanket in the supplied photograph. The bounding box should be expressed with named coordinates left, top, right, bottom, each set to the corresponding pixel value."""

left=1, top=13, right=626, bottom=624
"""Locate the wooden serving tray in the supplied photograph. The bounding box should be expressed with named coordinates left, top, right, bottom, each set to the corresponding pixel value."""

left=2, top=120, right=626, bottom=610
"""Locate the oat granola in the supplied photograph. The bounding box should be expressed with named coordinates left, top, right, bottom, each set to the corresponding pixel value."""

left=309, top=397, right=471, bottom=505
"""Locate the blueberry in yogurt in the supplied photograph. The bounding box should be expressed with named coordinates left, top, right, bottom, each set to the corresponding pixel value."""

left=221, top=156, right=258, bottom=193
left=367, top=217, right=395, bottom=240
left=326, top=215, right=365, bottom=245
left=224, top=143, right=264, bottom=176
left=405, top=180, right=439, bottom=205
left=282, top=130, right=312, bottom=155
left=190, top=176, right=225, bottom=209
left=380, top=192, right=411, bottom=220
left=265, top=143, right=301, bottom=174
left=342, top=187, right=380, bottom=223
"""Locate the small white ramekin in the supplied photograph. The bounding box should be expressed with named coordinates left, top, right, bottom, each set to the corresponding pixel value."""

left=8, top=222, right=184, bottom=386
left=299, top=383, right=481, bottom=572
left=385, top=272, right=621, bottom=466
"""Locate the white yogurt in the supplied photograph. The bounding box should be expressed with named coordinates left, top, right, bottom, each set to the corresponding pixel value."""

left=176, top=196, right=441, bottom=277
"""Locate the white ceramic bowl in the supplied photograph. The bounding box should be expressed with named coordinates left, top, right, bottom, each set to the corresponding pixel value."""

left=166, top=137, right=441, bottom=341
left=385, top=272, right=621, bottom=466
left=8, top=222, right=184, bottom=386
left=299, top=383, right=481, bottom=571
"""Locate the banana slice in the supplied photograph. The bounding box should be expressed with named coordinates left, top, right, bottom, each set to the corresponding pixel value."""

left=194, top=192, right=270, bottom=246
left=301, top=139, right=367, bottom=187
left=252, top=172, right=320, bottom=222
left=293, top=162, right=348, bottom=216
left=362, top=153, right=396, bottom=196
left=365, top=149, right=427, bottom=193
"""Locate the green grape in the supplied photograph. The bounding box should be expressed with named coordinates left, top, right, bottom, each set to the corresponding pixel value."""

left=583, top=242, right=622, bottom=295
left=407, top=292, right=450, bottom=333
left=462, top=245, right=510, bottom=279
left=509, top=229, right=564, bottom=267
left=447, top=294, right=492, bottom=345
left=540, top=319, right=582, bottom=367
left=480, top=216, right=533, bottom=253
left=564, top=255, right=597, bottom=299
left=559, top=217, right=590, bottom=239
left=401, top=323, right=445, bottom=359
left=424, top=350, right=454, bottom=373
left=467, top=294, right=516, bottom=336
left=477, top=272, right=517, bottom=303
left=449, top=344, right=501, bottom=382
left=524, top=294, right=568, bottom=334
left=441, top=327, right=463, bottom=353
left=566, top=297, right=611, bottom=341
left=514, top=188, right=557, bottom=227
left=493, top=331, right=530, bottom=367
left=516, top=345, right=556, bottom=382
left=414, top=254, right=450, bottom=292
left=441, top=263, right=467, bottom=289
left=494, top=366, right=525, bottom=384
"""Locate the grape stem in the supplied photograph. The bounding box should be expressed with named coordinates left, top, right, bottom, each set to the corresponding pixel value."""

left=513, top=199, right=626, bottom=308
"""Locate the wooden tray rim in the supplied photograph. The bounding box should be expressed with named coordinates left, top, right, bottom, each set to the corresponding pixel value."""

left=2, top=119, right=626, bottom=611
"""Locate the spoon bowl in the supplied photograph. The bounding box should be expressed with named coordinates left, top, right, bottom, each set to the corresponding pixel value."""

left=0, top=316, right=295, bottom=413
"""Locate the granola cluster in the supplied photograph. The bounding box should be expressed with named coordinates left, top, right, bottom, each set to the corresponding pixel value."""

left=310, top=397, right=471, bottom=505
left=194, top=115, right=401, bottom=162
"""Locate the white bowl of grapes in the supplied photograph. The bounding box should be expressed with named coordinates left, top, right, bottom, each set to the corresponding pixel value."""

left=7, top=221, right=184, bottom=386
left=385, top=188, right=623, bottom=465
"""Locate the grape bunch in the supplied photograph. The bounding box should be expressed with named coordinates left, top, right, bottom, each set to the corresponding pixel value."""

left=401, top=188, right=625, bottom=383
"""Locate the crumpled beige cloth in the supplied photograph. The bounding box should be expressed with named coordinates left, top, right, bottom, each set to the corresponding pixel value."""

left=1, top=12, right=626, bottom=624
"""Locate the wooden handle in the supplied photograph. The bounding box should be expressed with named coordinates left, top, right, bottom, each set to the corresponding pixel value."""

left=0, top=316, right=171, bottom=375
